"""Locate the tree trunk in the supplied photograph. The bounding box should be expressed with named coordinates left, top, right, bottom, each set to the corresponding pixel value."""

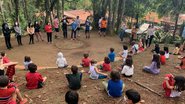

left=116, top=0, right=125, bottom=32
left=61, top=0, right=64, bottom=16
left=14, top=0, right=19, bottom=21
left=173, top=13, right=179, bottom=37
left=0, top=1, right=5, bottom=22
left=92, top=0, right=101, bottom=29
left=45, top=0, right=50, bottom=24
left=22, top=0, right=29, bottom=21
left=108, top=0, right=113, bottom=34
left=101, top=0, right=109, bottom=17
left=112, top=0, right=118, bottom=30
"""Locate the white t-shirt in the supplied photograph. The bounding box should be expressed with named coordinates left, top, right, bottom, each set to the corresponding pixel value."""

left=165, top=52, right=169, bottom=59
left=132, top=44, right=139, bottom=54
left=121, top=65, right=134, bottom=76
left=56, top=58, right=67, bottom=67
left=98, top=19, right=102, bottom=28
left=89, top=64, right=99, bottom=79
left=122, top=50, right=128, bottom=62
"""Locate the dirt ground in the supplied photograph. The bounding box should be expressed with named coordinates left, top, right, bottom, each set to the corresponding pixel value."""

left=0, top=31, right=185, bottom=104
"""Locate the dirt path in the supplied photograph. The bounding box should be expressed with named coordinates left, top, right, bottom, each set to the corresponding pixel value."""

left=0, top=31, right=123, bottom=67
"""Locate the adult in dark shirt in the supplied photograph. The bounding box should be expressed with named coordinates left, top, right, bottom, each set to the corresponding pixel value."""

left=61, top=15, right=69, bottom=38
left=65, top=65, right=82, bottom=90
left=34, top=21, right=43, bottom=41
left=2, top=22, right=12, bottom=50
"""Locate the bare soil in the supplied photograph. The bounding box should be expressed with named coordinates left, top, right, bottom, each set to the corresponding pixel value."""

left=0, top=31, right=185, bottom=104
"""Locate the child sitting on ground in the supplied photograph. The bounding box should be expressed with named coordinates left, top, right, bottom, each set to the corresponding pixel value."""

left=138, top=39, right=144, bottom=52
left=121, top=58, right=134, bottom=78
left=164, top=46, right=169, bottom=59
left=152, top=43, right=160, bottom=54
left=124, top=89, right=142, bottom=104
left=81, top=53, right=91, bottom=67
left=0, top=75, right=27, bottom=104
left=0, top=52, right=17, bottom=81
left=160, top=51, right=166, bottom=65
left=175, top=56, right=185, bottom=69
left=0, top=59, right=18, bottom=76
left=56, top=52, right=68, bottom=68
left=130, top=41, right=139, bottom=55
left=26, top=63, right=47, bottom=89
left=119, top=45, right=128, bottom=62
left=24, top=56, right=32, bottom=70
left=163, top=74, right=185, bottom=97
left=108, top=48, right=116, bottom=62
left=173, top=43, right=181, bottom=55
left=101, top=57, right=111, bottom=71
left=102, top=70, right=125, bottom=97
left=65, top=90, right=79, bottom=104
left=143, top=54, right=160, bottom=75
left=65, top=65, right=82, bottom=90
left=89, top=60, right=107, bottom=79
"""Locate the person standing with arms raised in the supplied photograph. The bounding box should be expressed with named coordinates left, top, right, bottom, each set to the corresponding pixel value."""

left=2, top=22, right=12, bottom=50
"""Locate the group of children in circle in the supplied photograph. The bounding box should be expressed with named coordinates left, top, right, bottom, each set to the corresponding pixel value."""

left=1, top=40, right=185, bottom=103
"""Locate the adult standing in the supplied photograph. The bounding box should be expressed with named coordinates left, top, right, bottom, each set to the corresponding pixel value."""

left=146, top=25, right=155, bottom=47
left=182, top=26, right=185, bottom=41
left=61, top=15, right=69, bottom=39
left=34, top=21, right=43, bottom=41
left=130, top=26, right=137, bottom=44
left=85, top=17, right=91, bottom=39
left=27, top=23, right=35, bottom=44
left=71, top=20, right=78, bottom=40
left=119, top=23, right=127, bottom=42
left=44, top=22, right=53, bottom=44
left=75, top=16, right=81, bottom=36
left=2, top=22, right=12, bottom=50
left=98, top=17, right=103, bottom=35
left=53, top=16, right=59, bottom=39
left=100, top=17, right=107, bottom=37
left=14, top=22, right=23, bottom=46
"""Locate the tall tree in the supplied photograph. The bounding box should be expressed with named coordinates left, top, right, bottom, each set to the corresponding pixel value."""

left=157, top=0, right=185, bottom=37
left=116, top=0, right=125, bottom=31
left=14, top=0, right=19, bottom=21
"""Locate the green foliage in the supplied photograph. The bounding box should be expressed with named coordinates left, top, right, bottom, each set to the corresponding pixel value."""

left=153, top=30, right=182, bottom=44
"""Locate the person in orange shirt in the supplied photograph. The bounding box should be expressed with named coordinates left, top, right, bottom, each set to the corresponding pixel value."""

left=100, top=17, right=107, bottom=37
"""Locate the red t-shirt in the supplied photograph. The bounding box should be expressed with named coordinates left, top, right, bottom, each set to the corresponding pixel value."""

left=44, top=25, right=52, bottom=33
left=180, top=57, right=185, bottom=69
left=82, top=58, right=91, bottom=67
left=0, top=87, right=16, bottom=104
left=162, top=74, right=174, bottom=97
left=26, top=72, right=44, bottom=89
left=160, top=55, right=166, bottom=65
left=2, top=56, right=10, bottom=64
left=103, top=63, right=111, bottom=71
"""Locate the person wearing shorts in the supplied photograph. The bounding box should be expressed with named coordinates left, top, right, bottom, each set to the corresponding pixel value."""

left=100, top=17, right=107, bottom=37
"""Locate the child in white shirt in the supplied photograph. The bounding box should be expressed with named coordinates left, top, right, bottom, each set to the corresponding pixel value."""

left=56, top=52, right=68, bottom=68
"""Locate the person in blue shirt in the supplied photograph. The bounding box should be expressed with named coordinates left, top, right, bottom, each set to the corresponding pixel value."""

left=102, top=70, right=125, bottom=97
left=108, top=48, right=116, bottom=62
left=85, top=17, right=91, bottom=39
left=71, top=20, right=78, bottom=40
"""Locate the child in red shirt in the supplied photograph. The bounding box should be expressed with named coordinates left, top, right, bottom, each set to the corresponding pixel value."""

left=1, top=52, right=17, bottom=81
left=160, top=51, right=166, bottom=65
left=163, top=74, right=185, bottom=97
left=101, top=57, right=111, bottom=71
left=0, top=75, right=27, bottom=104
left=81, top=53, right=91, bottom=67
left=26, top=63, right=47, bottom=89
